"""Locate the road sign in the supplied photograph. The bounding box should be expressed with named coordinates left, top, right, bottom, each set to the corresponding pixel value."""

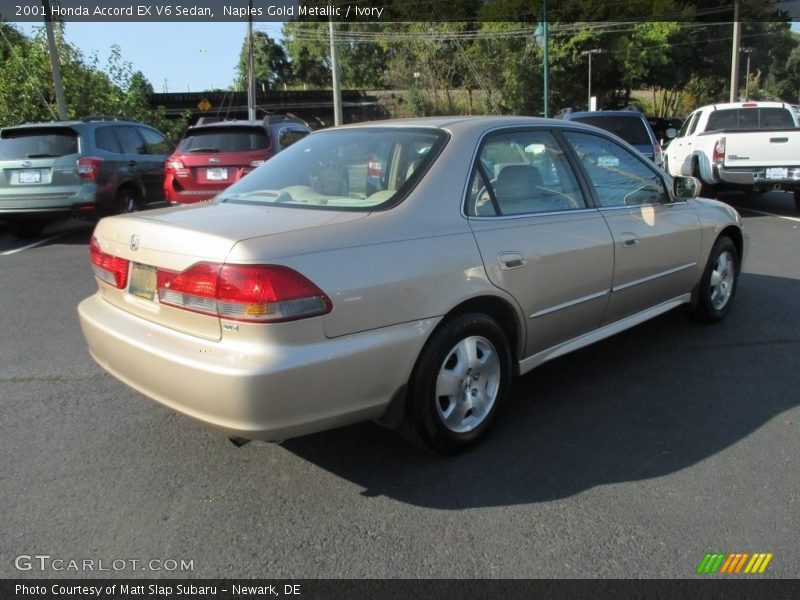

left=197, top=98, right=212, bottom=112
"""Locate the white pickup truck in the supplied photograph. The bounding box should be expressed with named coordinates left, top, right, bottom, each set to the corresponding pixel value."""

left=665, top=101, right=800, bottom=210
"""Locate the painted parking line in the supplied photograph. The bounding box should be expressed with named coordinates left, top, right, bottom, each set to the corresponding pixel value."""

left=733, top=206, right=800, bottom=224
left=0, top=229, right=80, bottom=256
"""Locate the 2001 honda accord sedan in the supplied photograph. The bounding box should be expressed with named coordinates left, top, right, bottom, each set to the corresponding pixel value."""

left=78, top=116, right=744, bottom=453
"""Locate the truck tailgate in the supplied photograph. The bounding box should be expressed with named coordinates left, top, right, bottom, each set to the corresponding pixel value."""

left=723, top=130, right=800, bottom=168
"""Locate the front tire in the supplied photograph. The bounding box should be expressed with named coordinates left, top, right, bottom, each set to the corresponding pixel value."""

left=401, top=313, right=512, bottom=453
left=689, top=236, right=739, bottom=323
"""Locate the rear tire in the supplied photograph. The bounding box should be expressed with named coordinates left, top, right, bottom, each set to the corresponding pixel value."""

left=400, top=313, right=512, bottom=454
left=5, top=220, right=46, bottom=239
left=689, top=236, right=739, bottom=323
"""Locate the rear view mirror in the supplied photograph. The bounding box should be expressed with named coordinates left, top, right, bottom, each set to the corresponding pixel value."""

left=666, top=128, right=677, bottom=139
left=673, top=176, right=701, bottom=200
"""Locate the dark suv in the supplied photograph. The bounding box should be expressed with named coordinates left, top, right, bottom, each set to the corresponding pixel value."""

left=163, top=114, right=311, bottom=204
left=559, top=110, right=664, bottom=169
left=0, top=117, right=173, bottom=238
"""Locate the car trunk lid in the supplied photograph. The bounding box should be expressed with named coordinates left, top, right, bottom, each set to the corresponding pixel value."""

left=91, top=202, right=365, bottom=340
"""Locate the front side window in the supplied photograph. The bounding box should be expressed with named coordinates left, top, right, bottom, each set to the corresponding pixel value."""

left=564, top=131, right=667, bottom=208
left=465, top=130, right=586, bottom=217
left=139, top=127, right=172, bottom=155
left=687, top=111, right=703, bottom=135
left=216, top=127, right=447, bottom=211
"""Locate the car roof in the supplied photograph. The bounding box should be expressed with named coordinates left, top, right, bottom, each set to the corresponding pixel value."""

left=564, top=111, right=647, bottom=119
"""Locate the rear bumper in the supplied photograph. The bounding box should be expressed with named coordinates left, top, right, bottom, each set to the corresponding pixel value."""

left=78, top=293, right=435, bottom=441
left=0, top=186, right=97, bottom=217
left=717, top=166, right=800, bottom=189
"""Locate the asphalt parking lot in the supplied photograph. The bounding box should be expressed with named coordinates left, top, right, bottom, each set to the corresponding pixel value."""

left=0, top=191, right=798, bottom=579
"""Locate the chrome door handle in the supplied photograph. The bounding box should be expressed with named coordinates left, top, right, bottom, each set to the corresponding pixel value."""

left=498, top=252, right=527, bottom=270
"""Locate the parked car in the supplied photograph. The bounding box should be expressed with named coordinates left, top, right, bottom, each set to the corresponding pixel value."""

left=559, top=109, right=665, bottom=168
left=163, top=114, right=311, bottom=204
left=79, top=116, right=743, bottom=453
left=664, top=101, right=800, bottom=209
left=648, top=117, right=684, bottom=148
left=0, top=117, right=173, bottom=238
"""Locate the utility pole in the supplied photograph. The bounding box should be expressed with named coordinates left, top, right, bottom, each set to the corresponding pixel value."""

left=246, top=0, right=256, bottom=120
left=542, top=0, right=549, bottom=118
left=41, top=0, right=67, bottom=120
left=741, top=47, right=753, bottom=100
left=729, top=0, right=741, bottom=102
left=329, top=16, right=343, bottom=126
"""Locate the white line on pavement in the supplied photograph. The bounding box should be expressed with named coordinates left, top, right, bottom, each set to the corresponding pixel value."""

left=733, top=207, right=800, bottom=224
left=0, top=230, right=78, bottom=256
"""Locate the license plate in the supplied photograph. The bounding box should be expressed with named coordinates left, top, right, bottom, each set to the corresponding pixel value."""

left=206, top=167, right=228, bottom=181
left=765, top=168, right=788, bottom=180
left=18, top=169, right=41, bottom=184
left=129, top=264, right=157, bottom=301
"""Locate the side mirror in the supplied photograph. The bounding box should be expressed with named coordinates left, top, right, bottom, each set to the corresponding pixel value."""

left=673, top=175, right=701, bottom=200
left=665, top=127, right=677, bottom=140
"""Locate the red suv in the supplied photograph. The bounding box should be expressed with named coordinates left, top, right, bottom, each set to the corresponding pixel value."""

left=164, top=115, right=311, bottom=204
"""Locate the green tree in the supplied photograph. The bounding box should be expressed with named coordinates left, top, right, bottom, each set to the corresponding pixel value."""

left=235, top=31, right=291, bottom=92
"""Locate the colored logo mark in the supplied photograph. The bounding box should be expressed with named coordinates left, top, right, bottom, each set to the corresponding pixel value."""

left=696, top=552, right=773, bottom=574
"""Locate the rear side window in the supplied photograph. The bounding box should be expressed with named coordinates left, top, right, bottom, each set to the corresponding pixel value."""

left=178, top=127, right=269, bottom=153
left=0, top=128, right=78, bottom=159
left=95, top=126, right=122, bottom=153
left=466, top=130, right=586, bottom=216
left=706, top=108, right=796, bottom=131
left=570, top=116, right=652, bottom=145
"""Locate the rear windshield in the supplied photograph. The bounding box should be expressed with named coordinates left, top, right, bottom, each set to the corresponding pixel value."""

left=0, top=128, right=79, bottom=159
left=705, top=107, right=796, bottom=131
left=570, top=116, right=652, bottom=146
left=177, top=126, right=269, bottom=153
left=216, top=127, right=448, bottom=211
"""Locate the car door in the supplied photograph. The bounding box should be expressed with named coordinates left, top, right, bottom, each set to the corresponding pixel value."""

left=137, top=126, right=172, bottom=202
left=666, top=110, right=700, bottom=176
left=465, top=128, right=615, bottom=357
left=562, top=130, right=702, bottom=325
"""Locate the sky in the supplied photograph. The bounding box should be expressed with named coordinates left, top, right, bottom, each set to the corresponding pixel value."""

left=12, top=21, right=286, bottom=93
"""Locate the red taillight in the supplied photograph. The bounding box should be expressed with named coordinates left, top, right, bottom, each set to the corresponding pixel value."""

left=742, top=103, right=758, bottom=108
left=165, top=158, right=185, bottom=170
left=77, top=156, right=103, bottom=180
left=713, top=137, right=726, bottom=165
left=157, top=263, right=332, bottom=323
left=89, top=236, right=129, bottom=289
left=165, top=158, right=190, bottom=178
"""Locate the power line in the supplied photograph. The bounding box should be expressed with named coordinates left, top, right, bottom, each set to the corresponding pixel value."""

left=0, top=24, right=59, bottom=120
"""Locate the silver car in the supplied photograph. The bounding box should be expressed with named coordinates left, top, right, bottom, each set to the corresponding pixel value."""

left=78, top=117, right=744, bottom=453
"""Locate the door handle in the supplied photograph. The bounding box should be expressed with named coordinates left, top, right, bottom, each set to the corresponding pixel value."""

left=498, top=252, right=527, bottom=270
left=622, top=233, right=639, bottom=248
left=128, top=160, right=137, bottom=167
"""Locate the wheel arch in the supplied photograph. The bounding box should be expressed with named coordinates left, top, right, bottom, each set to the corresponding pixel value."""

left=718, top=225, right=744, bottom=269
left=377, top=294, right=524, bottom=431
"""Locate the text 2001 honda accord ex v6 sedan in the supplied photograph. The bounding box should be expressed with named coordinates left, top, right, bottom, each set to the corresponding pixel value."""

left=78, top=117, right=744, bottom=453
